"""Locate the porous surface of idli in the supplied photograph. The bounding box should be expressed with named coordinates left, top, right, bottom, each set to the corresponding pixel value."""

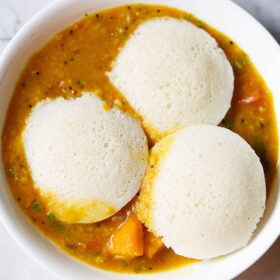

left=136, top=125, right=265, bottom=259
left=107, top=17, right=234, bottom=140
left=23, top=94, right=148, bottom=223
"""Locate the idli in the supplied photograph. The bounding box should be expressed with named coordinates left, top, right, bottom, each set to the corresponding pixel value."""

left=23, top=94, right=148, bottom=223
left=107, top=17, right=234, bottom=140
left=136, top=125, right=266, bottom=259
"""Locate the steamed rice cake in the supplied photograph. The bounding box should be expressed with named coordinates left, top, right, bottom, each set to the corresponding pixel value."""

left=107, top=17, right=234, bottom=140
left=23, top=94, right=148, bottom=223
left=136, top=125, right=266, bottom=259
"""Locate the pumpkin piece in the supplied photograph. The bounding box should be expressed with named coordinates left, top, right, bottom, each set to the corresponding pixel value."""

left=108, top=213, right=144, bottom=257
left=144, top=230, right=164, bottom=259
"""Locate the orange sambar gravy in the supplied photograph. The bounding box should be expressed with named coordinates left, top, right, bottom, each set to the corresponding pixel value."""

left=1, top=4, right=278, bottom=274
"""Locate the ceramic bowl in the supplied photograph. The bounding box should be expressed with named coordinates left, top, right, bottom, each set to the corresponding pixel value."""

left=0, top=0, right=279, bottom=279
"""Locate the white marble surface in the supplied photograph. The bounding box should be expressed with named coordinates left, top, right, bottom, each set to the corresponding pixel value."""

left=0, top=0, right=279, bottom=279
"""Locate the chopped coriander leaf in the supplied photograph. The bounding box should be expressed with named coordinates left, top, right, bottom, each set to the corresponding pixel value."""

left=48, top=212, right=56, bottom=221
left=242, top=60, right=251, bottom=65
left=56, top=224, right=67, bottom=232
left=121, top=33, right=127, bottom=40
left=224, top=120, right=233, bottom=130
left=92, top=250, right=100, bottom=256
left=185, top=14, right=192, bottom=21
left=69, top=249, right=75, bottom=254
left=33, top=201, right=42, bottom=212
left=84, top=13, right=88, bottom=16
left=118, top=215, right=125, bottom=220
left=196, top=20, right=205, bottom=29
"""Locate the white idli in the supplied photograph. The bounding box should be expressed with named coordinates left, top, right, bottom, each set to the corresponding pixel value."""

left=107, top=17, right=234, bottom=140
left=136, top=125, right=266, bottom=259
left=23, top=94, right=148, bottom=223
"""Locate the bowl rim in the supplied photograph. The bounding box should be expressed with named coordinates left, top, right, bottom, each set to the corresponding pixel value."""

left=0, top=0, right=279, bottom=279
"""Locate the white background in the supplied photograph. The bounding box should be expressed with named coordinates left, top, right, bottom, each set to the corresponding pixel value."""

left=0, top=0, right=279, bottom=279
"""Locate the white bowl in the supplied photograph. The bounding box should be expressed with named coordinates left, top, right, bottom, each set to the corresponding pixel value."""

left=0, top=0, right=279, bottom=279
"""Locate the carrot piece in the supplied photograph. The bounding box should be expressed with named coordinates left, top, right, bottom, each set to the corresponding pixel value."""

left=84, top=241, right=102, bottom=252
left=237, top=89, right=263, bottom=104
left=233, top=79, right=264, bottom=105
left=108, top=213, right=144, bottom=257
left=144, top=230, right=164, bottom=259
